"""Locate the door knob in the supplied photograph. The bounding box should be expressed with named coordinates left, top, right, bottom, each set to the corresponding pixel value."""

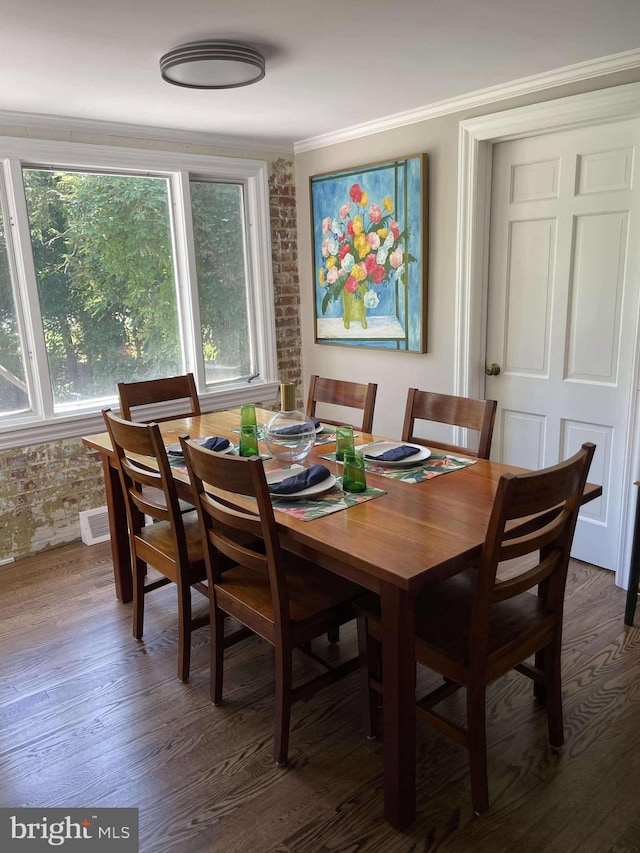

left=485, top=363, right=501, bottom=376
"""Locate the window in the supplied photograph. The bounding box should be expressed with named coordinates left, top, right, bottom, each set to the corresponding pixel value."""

left=190, top=179, right=254, bottom=384
left=0, top=138, right=277, bottom=447
left=24, top=169, right=183, bottom=407
left=0, top=205, right=29, bottom=417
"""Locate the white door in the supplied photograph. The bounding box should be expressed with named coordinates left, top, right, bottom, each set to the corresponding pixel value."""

left=485, top=119, right=640, bottom=570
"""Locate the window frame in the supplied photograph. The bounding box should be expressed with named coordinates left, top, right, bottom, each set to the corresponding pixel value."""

left=0, top=137, right=279, bottom=449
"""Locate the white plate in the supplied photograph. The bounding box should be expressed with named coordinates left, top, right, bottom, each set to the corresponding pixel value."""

left=266, top=466, right=337, bottom=499
left=357, top=441, right=431, bottom=468
left=166, top=437, right=236, bottom=457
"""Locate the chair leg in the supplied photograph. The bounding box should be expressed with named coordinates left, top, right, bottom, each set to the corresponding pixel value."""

left=274, top=644, right=293, bottom=766
left=534, top=577, right=550, bottom=702
left=210, top=605, right=225, bottom=705
left=533, top=647, right=547, bottom=703
left=327, top=626, right=340, bottom=644
left=176, top=584, right=192, bottom=683
left=544, top=639, right=564, bottom=750
left=133, top=556, right=146, bottom=640
left=466, top=682, right=489, bottom=815
left=357, top=613, right=382, bottom=739
left=625, top=584, right=640, bottom=627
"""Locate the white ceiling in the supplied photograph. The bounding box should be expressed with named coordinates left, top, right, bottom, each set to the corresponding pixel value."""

left=1, top=0, right=640, bottom=150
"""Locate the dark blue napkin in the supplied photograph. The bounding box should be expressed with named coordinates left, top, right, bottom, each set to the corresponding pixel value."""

left=268, top=464, right=331, bottom=495
left=271, top=418, right=321, bottom=436
left=367, top=444, right=420, bottom=462
left=201, top=436, right=230, bottom=452
left=167, top=436, right=230, bottom=457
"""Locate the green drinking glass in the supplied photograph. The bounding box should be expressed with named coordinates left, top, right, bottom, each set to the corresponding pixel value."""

left=342, top=449, right=367, bottom=493
left=335, top=425, right=355, bottom=462
left=240, top=403, right=257, bottom=428
left=239, top=424, right=259, bottom=457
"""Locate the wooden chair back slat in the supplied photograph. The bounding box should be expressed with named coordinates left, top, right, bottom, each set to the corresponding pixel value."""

left=103, top=409, right=187, bottom=554
left=306, top=375, right=377, bottom=433
left=471, top=442, right=596, bottom=648
left=402, top=388, right=497, bottom=459
left=118, top=373, right=201, bottom=422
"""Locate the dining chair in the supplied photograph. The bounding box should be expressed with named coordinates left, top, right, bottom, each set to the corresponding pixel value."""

left=305, top=374, right=377, bottom=644
left=180, top=436, right=363, bottom=766
left=306, top=375, right=377, bottom=433
left=118, top=372, right=202, bottom=513
left=402, top=388, right=498, bottom=459
left=102, top=408, right=209, bottom=681
left=356, top=441, right=595, bottom=814
left=118, top=372, right=201, bottom=423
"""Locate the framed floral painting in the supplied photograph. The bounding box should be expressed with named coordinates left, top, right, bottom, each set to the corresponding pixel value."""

left=310, top=153, right=428, bottom=352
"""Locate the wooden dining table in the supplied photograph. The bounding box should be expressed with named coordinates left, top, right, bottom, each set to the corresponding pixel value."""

left=82, top=407, right=602, bottom=829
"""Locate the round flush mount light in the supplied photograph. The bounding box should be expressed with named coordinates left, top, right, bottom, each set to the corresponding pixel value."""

left=160, top=40, right=265, bottom=89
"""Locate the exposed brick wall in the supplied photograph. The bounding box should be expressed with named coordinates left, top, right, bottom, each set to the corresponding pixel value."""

left=0, top=439, right=107, bottom=560
left=269, top=158, right=304, bottom=410
left=1, top=157, right=301, bottom=562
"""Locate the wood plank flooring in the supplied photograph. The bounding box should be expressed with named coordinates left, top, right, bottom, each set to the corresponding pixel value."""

left=1, top=541, right=639, bottom=852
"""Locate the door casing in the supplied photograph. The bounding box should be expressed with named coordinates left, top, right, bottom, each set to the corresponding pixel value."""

left=455, top=80, right=640, bottom=589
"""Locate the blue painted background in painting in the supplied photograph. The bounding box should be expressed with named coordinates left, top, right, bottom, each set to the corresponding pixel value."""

left=310, top=155, right=425, bottom=352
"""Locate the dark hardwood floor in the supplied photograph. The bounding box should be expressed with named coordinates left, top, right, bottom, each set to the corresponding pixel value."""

left=1, top=541, right=639, bottom=852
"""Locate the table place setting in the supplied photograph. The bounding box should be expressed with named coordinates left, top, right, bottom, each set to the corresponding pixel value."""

left=282, top=422, right=340, bottom=446
left=233, top=420, right=340, bottom=446
left=265, top=463, right=386, bottom=520
left=267, top=416, right=322, bottom=436
left=231, top=401, right=344, bottom=446
left=360, top=441, right=431, bottom=465
left=321, top=439, right=477, bottom=484
left=165, top=435, right=237, bottom=466
left=267, top=463, right=336, bottom=497
left=165, top=429, right=270, bottom=472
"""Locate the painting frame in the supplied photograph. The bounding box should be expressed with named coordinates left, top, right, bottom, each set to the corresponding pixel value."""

left=310, top=153, right=428, bottom=353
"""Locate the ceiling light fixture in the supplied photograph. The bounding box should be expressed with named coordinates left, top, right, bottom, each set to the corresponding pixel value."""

left=160, top=40, right=265, bottom=90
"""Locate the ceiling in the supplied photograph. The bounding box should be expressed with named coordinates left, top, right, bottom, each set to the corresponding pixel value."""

left=1, top=0, right=640, bottom=151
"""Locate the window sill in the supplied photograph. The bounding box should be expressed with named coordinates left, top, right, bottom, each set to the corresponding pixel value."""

left=0, top=381, right=280, bottom=451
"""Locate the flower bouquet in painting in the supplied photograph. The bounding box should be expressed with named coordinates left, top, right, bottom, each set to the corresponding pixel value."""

left=318, top=184, right=411, bottom=330
left=310, top=155, right=427, bottom=352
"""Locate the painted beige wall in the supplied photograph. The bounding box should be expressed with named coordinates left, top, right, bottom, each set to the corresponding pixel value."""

left=295, top=67, right=640, bottom=441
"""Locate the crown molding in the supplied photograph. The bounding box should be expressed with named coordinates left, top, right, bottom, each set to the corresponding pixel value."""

left=294, top=48, right=640, bottom=154
left=1, top=50, right=639, bottom=160
left=0, top=110, right=294, bottom=156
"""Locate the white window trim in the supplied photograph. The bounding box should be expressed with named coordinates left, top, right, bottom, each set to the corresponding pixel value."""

left=0, top=137, right=279, bottom=449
